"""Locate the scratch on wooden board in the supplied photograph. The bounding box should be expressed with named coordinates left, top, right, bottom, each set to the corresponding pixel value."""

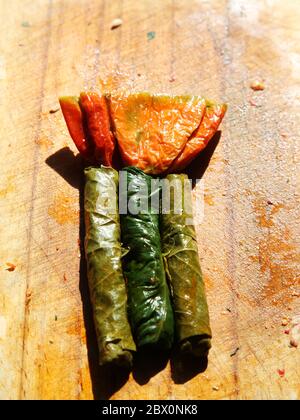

left=0, top=316, right=7, bottom=339
left=0, top=57, right=6, bottom=80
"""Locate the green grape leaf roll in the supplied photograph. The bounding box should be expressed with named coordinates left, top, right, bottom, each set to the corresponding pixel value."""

left=119, top=167, right=174, bottom=351
left=161, top=174, right=211, bottom=357
left=84, top=166, right=136, bottom=368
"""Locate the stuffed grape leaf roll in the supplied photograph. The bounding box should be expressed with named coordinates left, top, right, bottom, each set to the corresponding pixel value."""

left=120, top=167, right=174, bottom=351
left=161, top=174, right=212, bottom=357
left=84, top=166, right=136, bottom=368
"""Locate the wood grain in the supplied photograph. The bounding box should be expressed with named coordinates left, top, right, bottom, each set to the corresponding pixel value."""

left=0, top=0, right=299, bottom=400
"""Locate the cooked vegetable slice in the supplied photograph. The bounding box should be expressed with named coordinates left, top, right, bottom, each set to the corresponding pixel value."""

left=84, top=166, right=136, bottom=368
left=161, top=174, right=211, bottom=357
left=59, top=96, right=91, bottom=159
left=79, top=92, right=115, bottom=166
left=120, top=167, right=174, bottom=350
left=108, top=93, right=206, bottom=174
left=170, top=101, right=227, bottom=172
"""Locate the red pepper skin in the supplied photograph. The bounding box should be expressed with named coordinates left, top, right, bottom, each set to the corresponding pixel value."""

left=79, top=92, right=115, bottom=167
left=59, top=96, right=91, bottom=159
left=169, top=101, right=227, bottom=172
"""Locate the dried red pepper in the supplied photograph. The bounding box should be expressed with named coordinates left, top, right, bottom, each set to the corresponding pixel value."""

left=169, top=101, right=227, bottom=172
left=59, top=96, right=91, bottom=160
left=79, top=92, right=115, bottom=167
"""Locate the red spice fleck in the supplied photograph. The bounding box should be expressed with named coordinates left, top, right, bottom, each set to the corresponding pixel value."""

left=169, top=76, right=176, bottom=83
left=284, top=329, right=290, bottom=335
left=277, top=369, right=285, bottom=378
left=5, top=262, right=16, bottom=272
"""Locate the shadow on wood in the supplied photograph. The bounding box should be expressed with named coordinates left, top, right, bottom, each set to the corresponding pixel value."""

left=45, top=147, right=83, bottom=189
left=46, top=147, right=130, bottom=400
left=170, top=350, right=208, bottom=384
left=186, top=131, right=221, bottom=185
left=132, top=348, right=170, bottom=385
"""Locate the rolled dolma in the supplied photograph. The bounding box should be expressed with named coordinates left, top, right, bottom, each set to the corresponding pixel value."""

left=161, top=174, right=212, bottom=357
left=120, top=167, right=174, bottom=350
left=84, top=166, right=136, bottom=368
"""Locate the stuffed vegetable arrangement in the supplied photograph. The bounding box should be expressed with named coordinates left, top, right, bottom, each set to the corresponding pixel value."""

left=59, top=91, right=226, bottom=371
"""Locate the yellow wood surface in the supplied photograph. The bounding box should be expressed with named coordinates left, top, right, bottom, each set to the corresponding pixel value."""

left=0, top=0, right=299, bottom=400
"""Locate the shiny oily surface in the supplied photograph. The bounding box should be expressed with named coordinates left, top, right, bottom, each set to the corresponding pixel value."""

left=161, top=174, right=212, bottom=357
left=84, top=167, right=136, bottom=367
left=120, top=167, right=174, bottom=350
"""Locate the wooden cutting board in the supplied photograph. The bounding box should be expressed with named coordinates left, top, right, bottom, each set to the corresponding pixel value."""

left=0, top=0, right=299, bottom=400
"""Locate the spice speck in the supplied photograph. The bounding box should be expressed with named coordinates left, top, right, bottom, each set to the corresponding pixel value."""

left=147, top=31, right=156, bottom=41
left=5, top=262, right=16, bottom=272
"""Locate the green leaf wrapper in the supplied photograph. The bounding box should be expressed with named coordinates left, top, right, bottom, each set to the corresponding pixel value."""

left=120, top=167, right=174, bottom=351
left=161, top=174, right=212, bottom=357
left=84, top=166, right=136, bottom=368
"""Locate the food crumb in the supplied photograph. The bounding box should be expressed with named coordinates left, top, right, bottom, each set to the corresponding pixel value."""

left=226, top=307, right=232, bottom=313
left=49, top=340, right=54, bottom=344
left=63, top=273, right=67, bottom=282
left=5, top=262, right=16, bottom=272
left=230, top=347, right=240, bottom=357
left=250, top=80, right=265, bottom=91
left=280, top=132, right=288, bottom=139
left=49, top=108, right=60, bottom=114
left=289, top=316, right=300, bottom=348
left=110, top=18, right=123, bottom=30
left=277, top=369, right=285, bottom=378
left=169, top=76, right=176, bottom=82
left=281, top=318, right=289, bottom=327
left=25, top=290, right=32, bottom=306
left=290, top=339, right=298, bottom=348
left=21, top=21, right=31, bottom=28
left=292, top=291, right=299, bottom=297
left=212, top=386, right=219, bottom=391
left=55, top=315, right=58, bottom=321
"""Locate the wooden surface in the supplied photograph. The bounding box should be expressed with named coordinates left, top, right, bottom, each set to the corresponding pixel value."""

left=0, top=0, right=299, bottom=400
